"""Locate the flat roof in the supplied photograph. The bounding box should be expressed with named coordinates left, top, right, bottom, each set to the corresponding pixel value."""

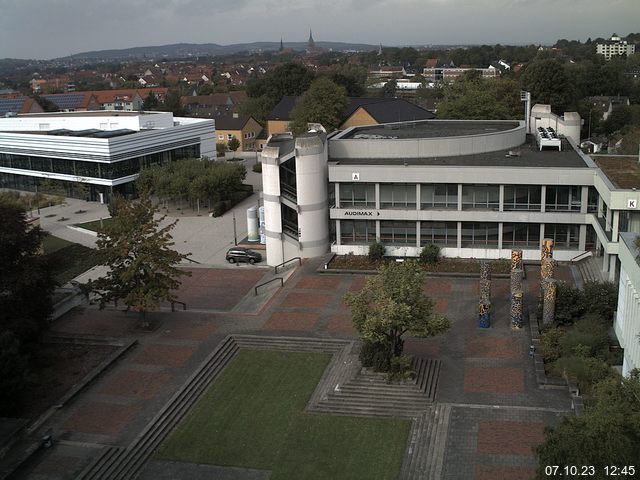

left=330, top=136, right=589, bottom=169
left=13, top=111, right=156, bottom=118
left=341, top=120, right=520, bottom=140
left=593, top=155, right=640, bottom=189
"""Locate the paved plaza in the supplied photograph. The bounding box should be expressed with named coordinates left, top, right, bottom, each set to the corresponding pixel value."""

left=9, top=252, right=576, bottom=480
left=9, top=175, right=576, bottom=480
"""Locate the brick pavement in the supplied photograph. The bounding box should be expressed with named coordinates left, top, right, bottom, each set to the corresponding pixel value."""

left=13, top=259, right=577, bottom=480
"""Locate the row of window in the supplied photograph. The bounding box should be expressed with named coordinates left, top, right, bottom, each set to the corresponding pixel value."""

left=339, top=220, right=589, bottom=249
left=0, top=145, right=199, bottom=180
left=337, top=183, right=598, bottom=212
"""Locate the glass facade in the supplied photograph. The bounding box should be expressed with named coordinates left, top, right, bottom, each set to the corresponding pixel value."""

left=461, top=222, right=499, bottom=247
left=380, top=184, right=416, bottom=209
left=380, top=220, right=417, bottom=245
left=503, top=185, right=541, bottom=211
left=462, top=185, right=499, bottom=210
left=340, top=220, right=376, bottom=245
left=545, top=223, right=580, bottom=248
left=0, top=144, right=199, bottom=182
left=421, top=184, right=457, bottom=209
left=502, top=223, right=540, bottom=247
left=420, top=221, right=457, bottom=246
left=545, top=186, right=581, bottom=212
left=279, top=158, right=296, bottom=201
left=339, top=183, right=375, bottom=208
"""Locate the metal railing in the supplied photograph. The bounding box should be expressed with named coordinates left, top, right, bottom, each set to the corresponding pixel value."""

left=171, top=301, right=187, bottom=311
left=274, top=257, right=302, bottom=274
left=570, top=251, right=592, bottom=263
left=254, top=277, right=283, bottom=295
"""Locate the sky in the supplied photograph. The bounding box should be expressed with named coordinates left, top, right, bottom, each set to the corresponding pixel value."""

left=0, top=0, right=638, bottom=59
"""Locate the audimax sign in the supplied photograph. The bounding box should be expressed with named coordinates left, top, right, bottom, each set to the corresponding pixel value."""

left=344, top=211, right=380, bottom=216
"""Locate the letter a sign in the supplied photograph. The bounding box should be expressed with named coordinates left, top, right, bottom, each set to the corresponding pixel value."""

left=628, top=199, right=638, bottom=209
left=352, top=172, right=360, bottom=181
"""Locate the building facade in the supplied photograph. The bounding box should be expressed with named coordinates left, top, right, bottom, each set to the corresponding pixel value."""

left=596, top=35, right=636, bottom=60
left=260, top=110, right=640, bottom=282
left=614, top=233, right=640, bottom=377
left=0, top=111, right=215, bottom=202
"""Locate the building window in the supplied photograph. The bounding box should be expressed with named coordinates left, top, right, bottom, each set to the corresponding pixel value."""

left=421, top=184, right=457, bottom=209
left=545, top=223, right=580, bottom=248
left=380, top=184, right=416, bottom=209
left=218, top=134, right=224, bottom=140
left=339, top=183, right=375, bottom=208
left=502, top=223, right=540, bottom=247
left=461, top=222, right=499, bottom=247
left=420, top=221, right=457, bottom=246
left=340, top=220, right=376, bottom=244
left=545, top=186, right=581, bottom=211
left=462, top=185, right=499, bottom=210
left=380, top=221, right=416, bottom=245
left=587, top=187, right=598, bottom=213
left=227, top=134, right=233, bottom=140
left=503, top=185, right=541, bottom=211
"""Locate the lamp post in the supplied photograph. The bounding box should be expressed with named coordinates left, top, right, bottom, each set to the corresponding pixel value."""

left=232, top=210, right=237, bottom=246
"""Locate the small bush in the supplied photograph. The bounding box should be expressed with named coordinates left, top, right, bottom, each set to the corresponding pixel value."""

left=581, top=281, right=618, bottom=322
left=552, top=356, right=613, bottom=394
left=368, top=241, right=385, bottom=262
left=540, top=327, right=565, bottom=363
left=252, top=162, right=262, bottom=173
left=386, top=355, right=416, bottom=383
left=554, top=282, right=585, bottom=325
left=419, top=243, right=440, bottom=264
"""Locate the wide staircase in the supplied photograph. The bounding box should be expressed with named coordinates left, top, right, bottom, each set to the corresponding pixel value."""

left=312, top=357, right=441, bottom=419
left=400, top=404, right=452, bottom=480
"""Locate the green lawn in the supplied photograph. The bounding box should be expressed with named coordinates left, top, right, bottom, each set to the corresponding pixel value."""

left=74, top=217, right=113, bottom=232
left=42, top=235, right=101, bottom=285
left=157, top=350, right=410, bottom=480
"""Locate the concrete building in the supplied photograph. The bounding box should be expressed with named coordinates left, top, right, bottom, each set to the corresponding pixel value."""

left=0, top=110, right=215, bottom=202
left=596, top=35, right=636, bottom=60
left=260, top=106, right=640, bottom=283
left=614, top=232, right=640, bottom=377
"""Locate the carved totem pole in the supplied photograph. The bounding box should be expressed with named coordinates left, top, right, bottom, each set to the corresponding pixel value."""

left=478, top=261, right=492, bottom=328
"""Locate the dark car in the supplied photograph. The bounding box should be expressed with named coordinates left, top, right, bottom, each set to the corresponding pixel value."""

left=226, top=247, right=263, bottom=264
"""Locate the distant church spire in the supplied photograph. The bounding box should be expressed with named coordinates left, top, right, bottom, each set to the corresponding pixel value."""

left=279, top=37, right=284, bottom=52
left=378, top=43, right=383, bottom=56
left=308, top=29, right=315, bottom=49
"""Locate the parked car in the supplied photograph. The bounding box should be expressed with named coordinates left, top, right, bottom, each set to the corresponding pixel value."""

left=226, top=247, right=263, bottom=264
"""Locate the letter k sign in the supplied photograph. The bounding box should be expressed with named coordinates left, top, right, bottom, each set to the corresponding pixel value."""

left=629, top=199, right=637, bottom=209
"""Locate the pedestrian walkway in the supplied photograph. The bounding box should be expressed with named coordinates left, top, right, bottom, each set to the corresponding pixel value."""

left=8, top=258, right=576, bottom=480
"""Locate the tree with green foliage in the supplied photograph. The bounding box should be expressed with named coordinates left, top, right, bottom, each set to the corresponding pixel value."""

left=238, top=94, right=276, bottom=126
left=227, top=136, right=241, bottom=155
left=290, top=77, right=348, bottom=134
left=325, top=65, right=368, bottom=97
left=32, top=94, right=59, bottom=112
left=246, top=62, right=315, bottom=101
left=0, top=331, right=30, bottom=416
left=344, top=260, right=450, bottom=369
left=88, top=196, right=191, bottom=327
left=520, top=59, right=575, bottom=113
left=162, top=89, right=185, bottom=116
left=142, top=91, right=160, bottom=111
left=0, top=202, right=54, bottom=344
left=382, top=79, right=397, bottom=98
left=438, top=74, right=521, bottom=120
left=535, top=372, right=640, bottom=477
left=368, top=241, right=385, bottom=262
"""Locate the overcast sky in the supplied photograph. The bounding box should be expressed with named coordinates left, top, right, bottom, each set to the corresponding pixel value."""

left=0, top=0, right=638, bottom=59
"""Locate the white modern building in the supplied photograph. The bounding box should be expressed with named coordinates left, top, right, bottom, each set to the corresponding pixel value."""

left=596, top=35, right=636, bottom=60
left=0, top=111, right=215, bottom=201
left=260, top=105, right=640, bottom=283
left=614, top=232, right=640, bottom=377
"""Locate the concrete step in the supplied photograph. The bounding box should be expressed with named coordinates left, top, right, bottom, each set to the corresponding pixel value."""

left=81, top=335, right=240, bottom=480
left=76, top=446, right=126, bottom=480
left=332, top=386, right=431, bottom=402
left=311, top=404, right=420, bottom=419
left=320, top=395, right=429, bottom=411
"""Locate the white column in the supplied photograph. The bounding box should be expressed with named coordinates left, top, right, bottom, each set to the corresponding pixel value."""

left=457, top=221, right=462, bottom=249
left=580, top=186, right=589, bottom=214
left=416, top=221, right=421, bottom=247
left=609, top=255, right=617, bottom=282
left=612, top=211, right=620, bottom=239
left=499, top=185, right=504, bottom=212
left=579, top=225, right=587, bottom=251
left=458, top=184, right=463, bottom=211
left=375, top=183, right=380, bottom=210
left=335, top=220, right=341, bottom=246
left=540, top=185, right=546, bottom=213
left=498, top=223, right=503, bottom=250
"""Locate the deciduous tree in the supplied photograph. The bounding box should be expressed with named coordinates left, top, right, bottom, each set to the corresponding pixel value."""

left=344, top=260, right=449, bottom=366
left=88, top=196, right=190, bottom=327
left=290, top=77, right=348, bottom=134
